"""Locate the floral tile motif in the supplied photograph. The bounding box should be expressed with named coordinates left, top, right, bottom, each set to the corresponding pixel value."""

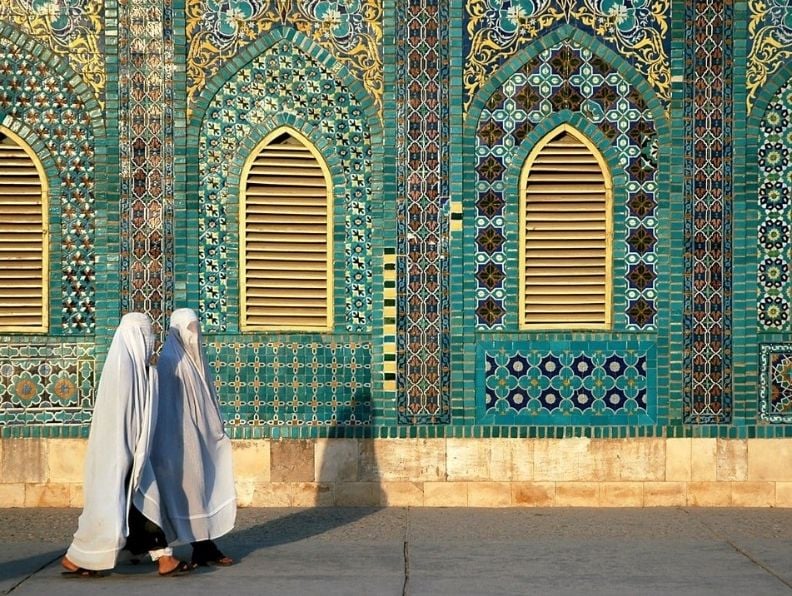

left=206, top=340, right=371, bottom=426
left=186, top=0, right=382, bottom=112
left=0, top=0, right=105, bottom=105
left=0, top=343, right=94, bottom=427
left=760, top=344, right=792, bottom=423
left=474, top=39, right=658, bottom=330
left=757, top=78, right=792, bottom=331
left=199, top=39, right=373, bottom=332
left=683, top=0, right=733, bottom=424
left=478, top=341, right=655, bottom=424
left=0, top=37, right=97, bottom=332
left=747, top=0, right=792, bottom=112
left=464, top=0, right=670, bottom=112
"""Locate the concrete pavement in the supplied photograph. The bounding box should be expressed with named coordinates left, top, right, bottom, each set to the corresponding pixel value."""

left=2, top=507, right=792, bottom=595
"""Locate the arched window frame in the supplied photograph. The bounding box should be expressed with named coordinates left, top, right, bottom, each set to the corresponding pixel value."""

left=518, top=123, right=613, bottom=331
left=0, top=125, right=49, bottom=333
left=239, top=125, right=334, bottom=332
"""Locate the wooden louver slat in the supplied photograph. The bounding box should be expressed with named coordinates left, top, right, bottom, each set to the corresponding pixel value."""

left=0, top=130, right=46, bottom=332
left=241, top=130, right=331, bottom=331
left=521, top=128, right=611, bottom=328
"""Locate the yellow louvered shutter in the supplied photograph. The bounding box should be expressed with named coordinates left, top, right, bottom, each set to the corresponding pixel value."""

left=519, top=125, right=612, bottom=329
left=240, top=128, right=332, bottom=331
left=0, top=128, right=47, bottom=332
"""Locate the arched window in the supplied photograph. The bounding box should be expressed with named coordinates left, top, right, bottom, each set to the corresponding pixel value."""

left=519, top=125, right=612, bottom=330
left=240, top=127, right=333, bottom=331
left=0, top=127, right=48, bottom=332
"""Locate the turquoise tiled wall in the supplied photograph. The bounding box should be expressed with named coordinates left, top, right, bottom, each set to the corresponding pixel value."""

left=1, top=1, right=792, bottom=439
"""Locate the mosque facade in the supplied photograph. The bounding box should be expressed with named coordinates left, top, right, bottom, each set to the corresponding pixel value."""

left=1, top=1, right=792, bottom=506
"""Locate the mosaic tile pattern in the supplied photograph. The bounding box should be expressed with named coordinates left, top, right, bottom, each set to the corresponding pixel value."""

left=118, top=1, right=175, bottom=335
left=683, top=0, right=733, bottom=424
left=199, top=38, right=373, bottom=333
left=186, top=0, right=383, bottom=112
left=757, top=78, right=792, bottom=331
left=747, top=0, right=792, bottom=112
left=759, top=344, right=792, bottom=423
left=0, top=342, right=94, bottom=427
left=0, top=1, right=105, bottom=104
left=473, top=39, right=659, bottom=330
left=463, top=0, right=671, bottom=112
left=0, top=35, right=97, bottom=332
left=395, top=0, right=451, bottom=424
left=479, top=342, right=654, bottom=424
left=206, top=339, right=372, bottom=427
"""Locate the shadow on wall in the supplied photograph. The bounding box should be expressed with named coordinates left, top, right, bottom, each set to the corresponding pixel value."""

left=217, top=405, right=382, bottom=562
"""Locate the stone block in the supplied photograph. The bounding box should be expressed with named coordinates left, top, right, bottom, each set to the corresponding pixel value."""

left=591, top=439, right=664, bottom=481
left=600, top=482, right=644, bottom=506
left=69, top=483, right=84, bottom=508
left=25, top=482, right=70, bottom=507
left=251, top=482, right=296, bottom=507
left=511, top=482, right=555, bottom=507
left=716, top=439, right=747, bottom=481
left=690, top=439, right=717, bottom=481
left=359, top=439, right=445, bottom=482
left=0, top=483, right=25, bottom=507
left=235, top=481, right=255, bottom=507
left=379, top=482, right=424, bottom=507
left=509, top=440, right=534, bottom=481
left=232, top=440, right=271, bottom=483
left=747, top=439, right=792, bottom=481
left=775, top=482, right=792, bottom=507
left=315, top=439, right=358, bottom=482
left=467, top=482, right=511, bottom=507
left=270, top=440, right=314, bottom=482
left=48, top=439, right=87, bottom=484
left=446, top=439, right=491, bottom=481
left=554, top=482, right=600, bottom=506
left=665, top=438, right=691, bottom=481
left=731, top=482, right=775, bottom=507
left=1, top=439, right=47, bottom=483
left=334, top=482, right=379, bottom=506
left=643, top=482, right=686, bottom=507
left=533, top=439, right=594, bottom=481
left=423, top=482, right=467, bottom=507
left=686, top=481, right=731, bottom=506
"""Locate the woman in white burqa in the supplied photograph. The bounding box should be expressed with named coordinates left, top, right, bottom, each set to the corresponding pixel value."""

left=148, top=308, right=236, bottom=566
left=62, top=313, right=191, bottom=577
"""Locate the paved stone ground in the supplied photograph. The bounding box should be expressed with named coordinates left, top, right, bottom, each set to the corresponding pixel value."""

left=2, top=507, right=792, bottom=595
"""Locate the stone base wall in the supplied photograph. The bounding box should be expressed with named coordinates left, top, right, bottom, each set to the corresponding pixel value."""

left=2, top=438, right=792, bottom=507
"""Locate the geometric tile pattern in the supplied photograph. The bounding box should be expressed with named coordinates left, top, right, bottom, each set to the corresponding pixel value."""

left=757, top=78, right=792, bottom=331
left=199, top=38, right=373, bottom=333
left=479, top=342, right=654, bottom=424
left=463, top=0, right=671, bottom=112
left=0, top=342, right=94, bottom=427
left=205, top=340, right=371, bottom=428
left=0, top=35, right=97, bottom=333
left=395, top=0, right=451, bottom=423
left=759, top=344, right=792, bottom=423
left=0, top=1, right=105, bottom=104
left=747, top=0, right=792, bottom=112
left=118, top=1, right=175, bottom=335
left=682, top=0, right=733, bottom=424
left=474, top=39, right=659, bottom=330
left=186, top=0, right=383, bottom=112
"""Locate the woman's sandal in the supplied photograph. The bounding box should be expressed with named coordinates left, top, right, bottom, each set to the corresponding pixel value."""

left=158, top=560, right=194, bottom=577
left=61, top=558, right=104, bottom=578
left=191, top=553, right=233, bottom=567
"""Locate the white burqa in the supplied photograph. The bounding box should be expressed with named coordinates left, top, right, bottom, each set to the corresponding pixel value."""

left=66, top=313, right=161, bottom=570
left=147, top=308, right=236, bottom=543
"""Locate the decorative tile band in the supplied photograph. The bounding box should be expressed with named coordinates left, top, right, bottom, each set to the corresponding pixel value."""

left=757, top=78, right=792, bottom=330
left=477, top=341, right=655, bottom=425
left=760, top=344, right=792, bottom=423
left=463, top=0, right=671, bottom=112
left=206, top=339, right=372, bottom=427
left=682, top=0, right=733, bottom=424
left=395, top=0, right=451, bottom=423
left=0, top=343, right=95, bottom=427
left=118, top=1, right=175, bottom=334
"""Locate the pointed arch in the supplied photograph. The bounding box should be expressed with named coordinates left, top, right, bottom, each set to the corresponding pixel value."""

left=240, top=125, right=334, bottom=332
left=0, top=125, right=49, bottom=332
left=519, top=124, right=613, bottom=330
